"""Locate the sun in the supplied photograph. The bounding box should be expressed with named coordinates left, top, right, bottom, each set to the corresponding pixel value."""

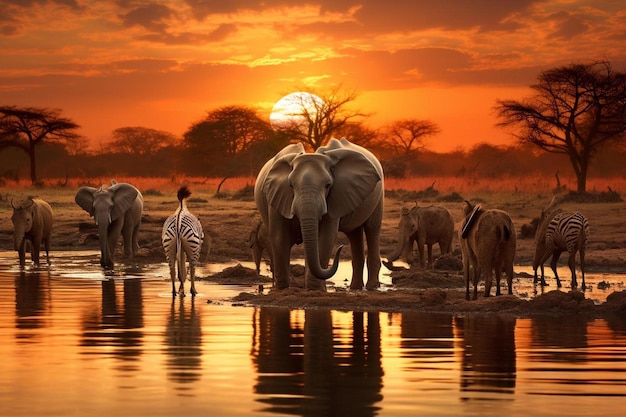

left=270, top=92, right=324, bottom=131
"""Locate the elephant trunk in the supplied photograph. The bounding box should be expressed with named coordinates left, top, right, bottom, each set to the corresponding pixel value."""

left=98, top=220, right=113, bottom=269
left=13, top=229, right=24, bottom=251
left=300, top=217, right=342, bottom=280
left=387, top=238, right=405, bottom=263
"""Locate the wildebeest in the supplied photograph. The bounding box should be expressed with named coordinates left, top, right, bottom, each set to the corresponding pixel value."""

left=11, top=197, right=54, bottom=267
left=461, top=201, right=516, bottom=301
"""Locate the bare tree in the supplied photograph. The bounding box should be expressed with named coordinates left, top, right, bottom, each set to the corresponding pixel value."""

left=110, top=126, right=178, bottom=156
left=274, top=85, right=368, bottom=150
left=382, top=118, right=440, bottom=157
left=495, top=60, right=626, bottom=193
left=0, top=106, right=80, bottom=184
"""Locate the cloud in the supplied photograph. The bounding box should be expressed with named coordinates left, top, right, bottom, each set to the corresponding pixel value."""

left=139, top=23, right=238, bottom=45
left=546, top=12, right=590, bottom=40
left=120, top=3, right=174, bottom=32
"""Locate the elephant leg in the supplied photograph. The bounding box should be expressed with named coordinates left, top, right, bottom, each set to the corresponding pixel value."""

left=253, top=245, right=261, bottom=273
left=269, top=219, right=293, bottom=290
left=346, top=228, right=365, bottom=290
left=427, top=244, right=434, bottom=266
left=32, top=239, right=41, bottom=266
left=364, top=224, right=381, bottom=290
left=18, top=240, right=26, bottom=267
left=108, top=220, right=124, bottom=267
left=122, top=224, right=133, bottom=258
left=132, top=223, right=141, bottom=258
left=417, top=240, right=426, bottom=268
left=44, top=236, right=51, bottom=265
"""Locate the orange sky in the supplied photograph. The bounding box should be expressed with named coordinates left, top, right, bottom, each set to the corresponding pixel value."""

left=1, top=1, right=626, bottom=152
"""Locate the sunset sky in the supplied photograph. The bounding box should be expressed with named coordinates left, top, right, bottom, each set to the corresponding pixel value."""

left=2, top=0, right=626, bottom=152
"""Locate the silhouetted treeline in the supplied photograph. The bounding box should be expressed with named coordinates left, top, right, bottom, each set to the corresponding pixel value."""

left=1, top=140, right=625, bottom=184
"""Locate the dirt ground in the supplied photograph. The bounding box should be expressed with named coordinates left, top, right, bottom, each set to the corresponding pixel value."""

left=1, top=185, right=625, bottom=317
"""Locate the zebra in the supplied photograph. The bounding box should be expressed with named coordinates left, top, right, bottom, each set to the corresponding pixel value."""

left=162, top=186, right=204, bottom=297
left=533, top=210, right=589, bottom=289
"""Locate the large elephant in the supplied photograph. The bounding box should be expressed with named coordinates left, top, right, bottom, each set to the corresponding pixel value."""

left=384, top=203, right=454, bottom=268
left=460, top=201, right=516, bottom=300
left=75, top=181, right=144, bottom=269
left=254, top=138, right=384, bottom=290
left=11, top=197, right=54, bottom=267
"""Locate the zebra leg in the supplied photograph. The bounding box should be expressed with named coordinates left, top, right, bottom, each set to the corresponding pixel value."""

left=579, top=246, right=586, bottom=290
left=551, top=251, right=562, bottom=288
left=177, top=250, right=187, bottom=296
left=189, top=261, right=197, bottom=296
left=568, top=251, right=578, bottom=289
left=169, top=259, right=177, bottom=296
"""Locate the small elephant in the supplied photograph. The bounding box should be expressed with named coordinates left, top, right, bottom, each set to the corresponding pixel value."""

left=11, top=197, right=54, bottom=267
left=385, top=202, right=454, bottom=268
left=254, top=138, right=384, bottom=290
left=75, top=181, right=144, bottom=269
left=248, top=220, right=273, bottom=276
left=461, top=201, right=516, bottom=300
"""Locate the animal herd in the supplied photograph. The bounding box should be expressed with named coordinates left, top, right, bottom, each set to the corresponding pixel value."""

left=8, top=139, right=590, bottom=301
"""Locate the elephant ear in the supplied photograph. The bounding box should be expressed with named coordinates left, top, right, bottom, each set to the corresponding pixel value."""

left=264, top=153, right=299, bottom=219
left=110, top=183, right=139, bottom=221
left=325, top=148, right=381, bottom=219
left=75, top=187, right=97, bottom=216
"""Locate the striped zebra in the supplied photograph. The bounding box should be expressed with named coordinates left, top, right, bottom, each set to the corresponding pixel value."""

left=162, top=186, right=204, bottom=297
left=533, top=210, right=589, bottom=289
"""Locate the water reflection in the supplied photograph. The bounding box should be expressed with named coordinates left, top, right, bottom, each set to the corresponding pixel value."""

left=164, top=297, right=203, bottom=390
left=530, top=315, right=589, bottom=363
left=80, top=278, right=144, bottom=372
left=456, top=315, right=517, bottom=397
left=2, top=250, right=626, bottom=416
left=251, top=308, right=383, bottom=416
left=14, top=270, right=50, bottom=341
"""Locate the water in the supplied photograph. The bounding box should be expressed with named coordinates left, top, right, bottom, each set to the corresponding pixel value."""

left=1, top=251, right=626, bottom=416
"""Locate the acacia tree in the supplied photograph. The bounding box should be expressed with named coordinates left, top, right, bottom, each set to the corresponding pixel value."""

left=382, top=118, right=440, bottom=157
left=0, top=106, right=80, bottom=184
left=274, top=85, right=368, bottom=150
left=495, top=60, right=626, bottom=193
left=110, top=126, right=177, bottom=156
left=183, top=105, right=272, bottom=175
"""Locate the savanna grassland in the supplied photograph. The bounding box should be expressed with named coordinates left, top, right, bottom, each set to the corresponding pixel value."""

left=1, top=175, right=625, bottom=315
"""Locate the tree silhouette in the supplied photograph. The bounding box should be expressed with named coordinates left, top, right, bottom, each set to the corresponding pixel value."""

left=382, top=118, right=440, bottom=157
left=110, top=126, right=178, bottom=156
left=495, top=60, right=626, bottom=193
left=0, top=106, right=80, bottom=184
left=273, top=86, right=368, bottom=150
left=183, top=105, right=272, bottom=175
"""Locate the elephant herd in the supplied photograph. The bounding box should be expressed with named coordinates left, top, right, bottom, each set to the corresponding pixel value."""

left=8, top=138, right=589, bottom=301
